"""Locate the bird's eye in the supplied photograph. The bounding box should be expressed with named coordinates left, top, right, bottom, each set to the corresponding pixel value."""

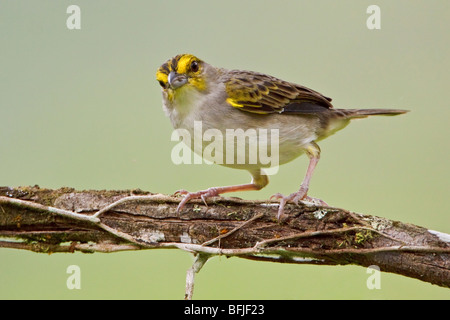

left=190, top=61, right=199, bottom=72
left=158, top=80, right=166, bottom=88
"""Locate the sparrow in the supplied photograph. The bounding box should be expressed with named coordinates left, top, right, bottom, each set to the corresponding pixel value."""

left=156, top=53, right=407, bottom=219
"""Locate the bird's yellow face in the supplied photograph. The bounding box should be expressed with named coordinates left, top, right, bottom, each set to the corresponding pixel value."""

left=156, top=54, right=207, bottom=102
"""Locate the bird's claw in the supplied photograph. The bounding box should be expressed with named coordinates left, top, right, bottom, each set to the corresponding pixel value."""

left=175, top=187, right=221, bottom=212
left=271, top=188, right=327, bottom=220
left=272, top=192, right=304, bottom=220
left=173, top=189, right=189, bottom=196
left=269, top=193, right=284, bottom=201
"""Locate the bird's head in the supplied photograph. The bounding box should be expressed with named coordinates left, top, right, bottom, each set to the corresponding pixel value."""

left=156, top=54, right=209, bottom=102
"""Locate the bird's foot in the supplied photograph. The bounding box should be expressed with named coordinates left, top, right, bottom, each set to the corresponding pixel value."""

left=270, top=191, right=305, bottom=220
left=174, top=187, right=221, bottom=212
left=270, top=188, right=328, bottom=220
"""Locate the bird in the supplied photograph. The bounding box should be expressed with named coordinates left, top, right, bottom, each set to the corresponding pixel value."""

left=156, top=53, right=408, bottom=219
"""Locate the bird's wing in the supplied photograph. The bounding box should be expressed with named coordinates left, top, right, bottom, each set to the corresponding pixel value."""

left=223, top=70, right=333, bottom=115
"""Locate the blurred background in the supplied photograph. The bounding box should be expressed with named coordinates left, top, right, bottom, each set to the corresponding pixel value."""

left=1, top=0, right=449, bottom=299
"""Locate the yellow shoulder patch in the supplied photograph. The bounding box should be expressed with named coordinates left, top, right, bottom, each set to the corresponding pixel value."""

left=226, top=98, right=244, bottom=108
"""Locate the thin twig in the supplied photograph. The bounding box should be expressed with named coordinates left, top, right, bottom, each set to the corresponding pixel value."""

left=201, top=212, right=264, bottom=246
left=92, top=194, right=177, bottom=218
left=159, top=242, right=450, bottom=257
left=255, top=226, right=406, bottom=249
left=0, top=196, right=99, bottom=223
left=185, top=253, right=210, bottom=300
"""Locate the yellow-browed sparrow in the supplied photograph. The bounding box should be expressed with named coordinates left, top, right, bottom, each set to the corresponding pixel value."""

left=156, top=54, right=407, bottom=219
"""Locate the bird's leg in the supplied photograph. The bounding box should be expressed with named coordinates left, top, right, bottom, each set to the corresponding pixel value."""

left=175, top=169, right=268, bottom=212
left=271, top=142, right=327, bottom=219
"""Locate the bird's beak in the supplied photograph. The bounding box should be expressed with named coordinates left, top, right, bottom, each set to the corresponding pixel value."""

left=168, top=71, right=188, bottom=89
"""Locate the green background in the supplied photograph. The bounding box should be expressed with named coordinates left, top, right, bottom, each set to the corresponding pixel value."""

left=1, top=1, right=449, bottom=299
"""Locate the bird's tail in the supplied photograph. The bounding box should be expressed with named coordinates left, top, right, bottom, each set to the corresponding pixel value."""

left=335, top=108, right=409, bottom=119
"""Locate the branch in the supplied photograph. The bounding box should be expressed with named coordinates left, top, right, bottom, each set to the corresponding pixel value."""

left=1, top=186, right=449, bottom=298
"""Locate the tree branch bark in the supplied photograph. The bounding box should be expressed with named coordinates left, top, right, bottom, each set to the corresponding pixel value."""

left=1, top=185, right=449, bottom=296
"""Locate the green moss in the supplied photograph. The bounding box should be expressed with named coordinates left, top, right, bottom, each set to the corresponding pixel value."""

left=354, top=230, right=374, bottom=245
left=337, top=229, right=376, bottom=248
